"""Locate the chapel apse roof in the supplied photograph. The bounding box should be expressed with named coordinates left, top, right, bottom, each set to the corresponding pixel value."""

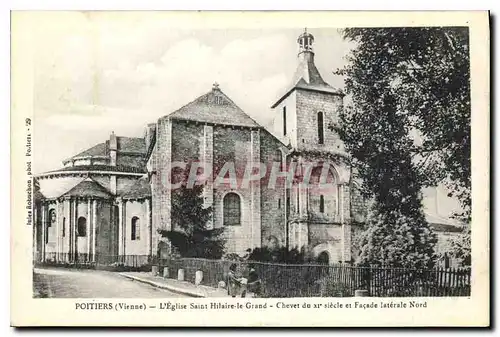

left=163, top=84, right=261, bottom=128
left=60, top=177, right=113, bottom=199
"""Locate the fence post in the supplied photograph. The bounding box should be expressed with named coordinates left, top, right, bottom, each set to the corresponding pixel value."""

left=354, top=289, right=369, bottom=297
left=178, top=268, right=185, bottom=281
left=195, top=270, right=203, bottom=285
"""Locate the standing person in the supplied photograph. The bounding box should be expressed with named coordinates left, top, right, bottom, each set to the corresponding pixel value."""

left=246, top=264, right=262, bottom=298
left=227, top=263, right=241, bottom=298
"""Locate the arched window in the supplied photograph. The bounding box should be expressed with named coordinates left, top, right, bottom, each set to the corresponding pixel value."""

left=47, top=209, right=56, bottom=243
left=319, top=195, right=325, bottom=213
left=223, top=193, right=241, bottom=226
left=317, top=111, right=324, bottom=144
left=48, top=209, right=56, bottom=227
left=317, top=251, right=329, bottom=265
left=77, top=217, right=87, bottom=237
left=131, top=217, right=140, bottom=241
left=274, top=149, right=282, bottom=169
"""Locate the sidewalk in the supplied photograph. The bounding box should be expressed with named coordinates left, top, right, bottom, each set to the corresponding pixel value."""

left=119, top=272, right=229, bottom=298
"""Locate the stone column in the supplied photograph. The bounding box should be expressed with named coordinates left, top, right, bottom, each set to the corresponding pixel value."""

left=87, top=199, right=91, bottom=261
left=339, top=184, right=352, bottom=263
left=110, top=175, right=117, bottom=195
left=73, top=198, right=78, bottom=261
left=118, top=199, right=124, bottom=257
left=146, top=198, right=151, bottom=257
left=123, top=201, right=127, bottom=257
left=55, top=199, right=60, bottom=261
left=202, top=125, right=214, bottom=229
left=153, top=119, right=172, bottom=258
left=250, top=129, right=261, bottom=248
left=41, top=203, right=46, bottom=262
left=92, top=200, right=97, bottom=262
left=65, top=198, right=71, bottom=261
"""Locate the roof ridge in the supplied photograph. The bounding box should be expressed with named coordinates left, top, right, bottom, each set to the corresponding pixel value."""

left=165, top=86, right=261, bottom=128
left=60, top=176, right=112, bottom=198
left=217, top=89, right=264, bottom=129
left=167, top=90, right=212, bottom=119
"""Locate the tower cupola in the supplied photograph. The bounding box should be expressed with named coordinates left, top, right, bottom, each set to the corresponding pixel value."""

left=297, top=28, right=315, bottom=55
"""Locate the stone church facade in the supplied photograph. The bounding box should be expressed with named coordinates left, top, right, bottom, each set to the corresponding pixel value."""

left=33, top=30, right=459, bottom=266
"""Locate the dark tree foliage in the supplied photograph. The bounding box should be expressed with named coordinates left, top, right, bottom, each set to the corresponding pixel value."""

left=243, top=246, right=314, bottom=264
left=158, top=181, right=225, bottom=259
left=338, top=27, right=471, bottom=220
left=331, top=27, right=473, bottom=268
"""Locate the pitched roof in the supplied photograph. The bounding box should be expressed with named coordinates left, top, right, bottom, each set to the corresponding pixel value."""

left=120, top=176, right=151, bottom=200
left=70, top=142, right=107, bottom=159
left=45, top=165, right=146, bottom=175
left=61, top=178, right=112, bottom=199
left=112, top=137, right=146, bottom=154
left=64, top=137, right=146, bottom=163
left=271, top=53, right=343, bottom=108
left=165, top=86, right=261, bottom=128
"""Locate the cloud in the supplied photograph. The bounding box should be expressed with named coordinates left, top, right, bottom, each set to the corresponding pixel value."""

left=32, top=22, right=349, bottom=174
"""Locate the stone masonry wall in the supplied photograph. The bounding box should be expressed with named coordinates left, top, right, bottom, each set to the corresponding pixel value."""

left=123, top=199, right=150, bottom=255
left=295, top=90, right=344, bottom=153
left=212, top=125, right=254, bottom=255
left=259, top=130, right=287, bottom=248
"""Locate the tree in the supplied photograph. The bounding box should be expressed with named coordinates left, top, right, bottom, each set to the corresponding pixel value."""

left=332, top=28, right=471, bottom=268
left=339, top=27, right=471, bottom=220
left=449, top=224, right=471, bottom=267
left=158, top=182, right=225, bottom=259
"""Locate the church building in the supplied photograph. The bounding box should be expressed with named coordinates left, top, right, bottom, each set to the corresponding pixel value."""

left=33, top=30, right=459, bottom=266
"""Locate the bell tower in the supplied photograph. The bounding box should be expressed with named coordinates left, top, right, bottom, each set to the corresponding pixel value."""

left=271, top=29, right=344, bottom=153
left=270, top=29, right=352, bottom=264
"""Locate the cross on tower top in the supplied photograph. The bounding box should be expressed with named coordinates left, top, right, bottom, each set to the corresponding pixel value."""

left=212, top=82, right=220, bottom=90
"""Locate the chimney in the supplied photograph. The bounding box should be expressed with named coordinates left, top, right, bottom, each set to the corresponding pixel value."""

left=109, top=131, right=117, bottom=166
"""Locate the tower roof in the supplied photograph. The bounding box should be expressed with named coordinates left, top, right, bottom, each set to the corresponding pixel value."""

left=164, top=83, right=261, bottom=128
left=271, top=29, right=343, bottom=108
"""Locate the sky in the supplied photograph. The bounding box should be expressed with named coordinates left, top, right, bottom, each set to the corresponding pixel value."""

left=29, top=12, right=461, bottom=218
left=32, top=12, right=351, bottom=174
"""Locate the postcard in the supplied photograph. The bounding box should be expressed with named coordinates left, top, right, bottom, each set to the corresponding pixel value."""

left=10, top=10, right=489, bottom=327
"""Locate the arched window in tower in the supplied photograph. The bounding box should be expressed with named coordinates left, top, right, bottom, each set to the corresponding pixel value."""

left=223, top=193, right=241, bottom=226
left=319, top=195, right=325, bottom=213
left=131, top=217, right=140, bottom=241
left=274, top=149, right=282, bottom=169
left=77, top=217, right=87, bottom=237
left=317, top=111, right=324, bottom=144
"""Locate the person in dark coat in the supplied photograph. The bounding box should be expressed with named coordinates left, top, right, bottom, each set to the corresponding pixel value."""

left=245, top=265, right=262, bottom=297
left=227, top=263, right=242, bottom=297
